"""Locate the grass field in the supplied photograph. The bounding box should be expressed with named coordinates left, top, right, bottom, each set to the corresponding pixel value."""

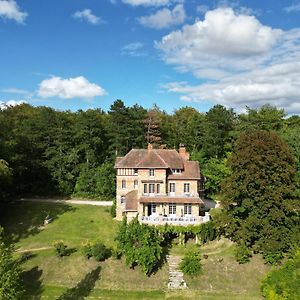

left=0, top=201, right=270, bottom=299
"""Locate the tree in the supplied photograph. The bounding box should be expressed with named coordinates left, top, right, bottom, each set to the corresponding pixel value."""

left=261, top=250, right=300, bottom=299
left=219, top=130, right=300, bottom=260
left=202, top=156, right=231, bottom=200
left=202, top=105, right=236, bottom=159
left=115, top=217, right=163, bottom=275
left=238, top=105, right=285, bottom=132
left=0, top=228, right=24, bottom=299
left=0, top=160, right=12, bottom=201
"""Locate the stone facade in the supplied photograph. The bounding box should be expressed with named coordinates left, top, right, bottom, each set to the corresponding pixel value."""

left=114, top=144, right=206, bottom=225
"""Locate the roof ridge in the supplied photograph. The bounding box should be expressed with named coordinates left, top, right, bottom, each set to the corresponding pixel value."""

left=136, top=149, right=168, bottom=168
left=153, top=149, right=170, bottom=168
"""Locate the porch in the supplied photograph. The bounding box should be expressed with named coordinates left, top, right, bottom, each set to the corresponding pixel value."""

left=139, top=212, right=210, bottom=226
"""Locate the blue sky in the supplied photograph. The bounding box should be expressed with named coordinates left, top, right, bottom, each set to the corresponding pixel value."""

left=1, top=0, right=300, bottom=114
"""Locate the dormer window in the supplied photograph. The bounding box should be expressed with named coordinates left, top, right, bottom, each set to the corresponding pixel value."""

left=149, top=169, right=155, bottom=176
left=172, top=169, right=182, bottom=174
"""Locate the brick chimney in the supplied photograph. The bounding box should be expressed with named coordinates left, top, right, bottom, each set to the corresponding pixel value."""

left=179, top=144, right=189, bottom=160
left=148, top=143, right=153, bottom=151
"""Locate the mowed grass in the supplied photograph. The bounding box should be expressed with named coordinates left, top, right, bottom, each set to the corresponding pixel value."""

left=1, top=202, right=270, bottom=299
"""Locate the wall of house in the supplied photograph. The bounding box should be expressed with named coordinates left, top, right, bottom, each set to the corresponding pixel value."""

left=138, top=169, right=167, bottom=197
left=166, top=179, right=198, bottom=197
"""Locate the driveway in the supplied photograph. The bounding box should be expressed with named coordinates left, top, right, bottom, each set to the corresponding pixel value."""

left=18, top=198, right=113, bottom=206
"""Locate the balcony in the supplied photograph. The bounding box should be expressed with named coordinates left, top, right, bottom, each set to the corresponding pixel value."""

left=139, top=212, right=210, bottom=226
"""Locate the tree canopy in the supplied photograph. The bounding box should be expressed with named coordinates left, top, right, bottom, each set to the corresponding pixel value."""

left=219, top=130, right=300, bottom=260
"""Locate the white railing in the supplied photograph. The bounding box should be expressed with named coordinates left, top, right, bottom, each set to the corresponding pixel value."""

left=139, top=212, right=210, bottom=225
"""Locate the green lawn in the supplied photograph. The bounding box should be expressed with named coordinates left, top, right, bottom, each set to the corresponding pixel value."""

left=0, top=201, right=270, bottom=299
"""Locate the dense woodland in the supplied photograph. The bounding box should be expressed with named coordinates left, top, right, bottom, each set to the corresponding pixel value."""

left=0, top=100, right=299, bottom=201
left=0, top=101, right=299, bottom=299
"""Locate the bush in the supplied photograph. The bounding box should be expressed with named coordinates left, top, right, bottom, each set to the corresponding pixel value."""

left=235, top=243, right=252, bottom=264
left=53, top=241, right=68, bottom=257
left=91, top=242, right=111, bottom=262
left=82, top=241, right=111, bottom=261
left=261, top=251, right=300, bottom=299
left=263, top=252, right=283, bottom=265
left=179, top=248, right=202, bottom=277
left=82, top=241, right=93, bottom=259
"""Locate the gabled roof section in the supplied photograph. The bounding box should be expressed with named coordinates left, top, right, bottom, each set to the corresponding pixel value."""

left=168, top=160, right=201, bottom=180
left=136, top=150, right=169, bottom=168
left=114, top=149, right=147, bottom=168
left=156, top=149, right=184, bottom=169
left=114, top=147, right=189, bottom=170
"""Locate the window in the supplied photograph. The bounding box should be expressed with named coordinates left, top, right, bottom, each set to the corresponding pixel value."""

left=144, top=184, right=147, bottom=194
left=173, top=169, right=182, bottom=174
left=121, top=196, right=125, bottom=204
left=122, top=180, right=126, bottom=189
left=169, top=183, right=175, bottom=193
left=169, top=203, right=176, bottom=215
left=149, top=183, right=155, bottom=193
left=150, top=203, right=156, bottom=214
left=134, top=180, right=138, bottom=189
left=149, top=169, right=155, bottom=176
left=157, top=184, right=160, bottom=194
left=184, top=204, right=192, bottom=215
left=134, top=169, right=138, bottom=175
left=184, top=183, right=190, bottom=193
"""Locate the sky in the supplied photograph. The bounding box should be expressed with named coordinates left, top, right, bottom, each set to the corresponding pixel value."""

left=1, top=0, right=300, bottom=114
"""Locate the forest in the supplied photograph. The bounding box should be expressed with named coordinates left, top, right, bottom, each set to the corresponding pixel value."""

left=0, top=100, right=299, bottom=202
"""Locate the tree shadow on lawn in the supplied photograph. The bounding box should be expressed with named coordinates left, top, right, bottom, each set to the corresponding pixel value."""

left=56, top=266, right=101, bottom=300
left=22, top=266, right=44, bottom=299
left=0, top=201, right=76, bottom=243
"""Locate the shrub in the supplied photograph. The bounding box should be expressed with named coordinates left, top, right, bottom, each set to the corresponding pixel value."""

left=180, top=248, right=202, bottom=277
left=263, top=252, right=283, bottom=265
left=261, top=251, right=300, bottom=299
left=235, top=243, right=252, bottom=264
left=82, top=241, right=93, bottom=259
left=82, top=241, right=111, bottom=261
left=53, top=241, right=68, bottom=258
left=91, top=242, right=111, bottom=262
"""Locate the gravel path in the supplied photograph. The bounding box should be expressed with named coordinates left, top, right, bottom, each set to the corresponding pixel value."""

left=167, top=255, right=187, bottom=289
left=18, top=198, right=113, bottom=206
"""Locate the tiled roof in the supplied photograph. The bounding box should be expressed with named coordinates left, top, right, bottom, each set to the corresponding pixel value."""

left=114, top=148, right=184, bottom=169
left=139, top=196, right=204, bottom=205
left=168, top=161, right=201, bottom=180
left=125, top=190, right=138, bottom=211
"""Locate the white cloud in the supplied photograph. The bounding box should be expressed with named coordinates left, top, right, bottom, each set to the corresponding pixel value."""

left=73, top=9, right=103, bottom=25
left=121, top=42, right=146, bottom=56
left=157, top=7, right=300, bottom=114
left=122, top=0, right=181, bottom=7
left=0, top=100, right=27, bottom=110
left=196, top=5, right=209, bottom=14
left=38, top=76, right=107, bottom=99
left=284, top=3, right=300, bottom=13
left=156, top=8, right=282, bottom=78
left=138, top=4, right=185, bottom=29
left=0, top=0, right=27, bottom=23
left=2, top=88, right=29, bottom=94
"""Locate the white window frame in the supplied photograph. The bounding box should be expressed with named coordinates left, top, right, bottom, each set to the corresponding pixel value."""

left=149, top=169, right=155, bottom=176
left=122, top=180, right=126, bottom=189
left=149, top=183, right=155, bottom=194
left=143, top=184, right=147, bottom=194
left=121, top=196, right=125, bottom=204
left=184, top=183, right=190, bottom=194
left=184, top=203, right=192, bottom=215
left=169, top=203, right=176, bottom=215
left=169, top=183, right=175, bottom=193
left=150, top=203, right=156, bottom=215
left=156, top=184, right=160, bottom=194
